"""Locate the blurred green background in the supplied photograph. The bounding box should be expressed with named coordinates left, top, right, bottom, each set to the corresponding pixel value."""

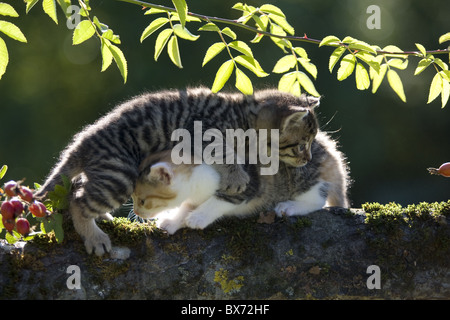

left=1, top=0, right=449, bottom=207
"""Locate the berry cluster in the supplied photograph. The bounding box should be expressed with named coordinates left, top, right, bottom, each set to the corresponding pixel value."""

left=1, top=180, right=51, bottom=237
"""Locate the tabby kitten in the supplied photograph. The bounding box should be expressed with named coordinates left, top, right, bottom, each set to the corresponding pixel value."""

left=34, top=87, right=320, bottom=255
left=133, top=115, right=350, bottom=234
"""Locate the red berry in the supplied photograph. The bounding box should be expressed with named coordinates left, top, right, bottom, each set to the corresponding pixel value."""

left=428, top=162, right=450, bottom=177
left=2, top=216, right=15, bottom=233
left=29, top=201, right=47, bottom=218
left=16, top=218, right=30, bottom=236
left=1, top=201, right=15, bottom=220
left=19, top=186, right=34, bottom=203
left=9, top=198, right=24, bottom=217
left=3, top=181, right=18, bottom=197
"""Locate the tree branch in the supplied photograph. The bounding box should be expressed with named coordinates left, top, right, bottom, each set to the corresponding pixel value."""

left=118, top=0, right=450, bottom=56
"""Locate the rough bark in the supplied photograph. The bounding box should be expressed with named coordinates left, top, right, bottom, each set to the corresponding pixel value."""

left=1, top=207, right=449, bottom=300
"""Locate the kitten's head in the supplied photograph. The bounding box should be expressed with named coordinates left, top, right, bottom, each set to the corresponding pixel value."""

left=132, top=162, right=181, bottom=219
left=256, top=91, right=320, bottom=167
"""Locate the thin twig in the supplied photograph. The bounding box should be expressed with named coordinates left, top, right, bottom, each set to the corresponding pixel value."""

left=118, top=0, right=450, bottom=56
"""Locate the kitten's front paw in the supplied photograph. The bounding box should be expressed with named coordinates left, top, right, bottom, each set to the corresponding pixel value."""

left=156, top=217, right=184, bottom=235
left=220, top=168, right=250, bottom=194
left=185, top=211, right=211, bottom=230
left=84, top=227, right=112, bottom=256
left=274, top=201, right=306, bottom=217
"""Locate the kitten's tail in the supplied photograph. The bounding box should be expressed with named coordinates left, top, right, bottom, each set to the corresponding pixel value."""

left=34, top=155, right=81, bottom=199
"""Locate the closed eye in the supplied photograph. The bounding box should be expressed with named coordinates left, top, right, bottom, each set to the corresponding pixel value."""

left=280, top=143, right=299, bottom=150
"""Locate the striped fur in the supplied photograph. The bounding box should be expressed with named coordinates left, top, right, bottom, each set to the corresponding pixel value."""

left=133, top=131, right=350, bottom=234
left=34, top=87, right=328, bottom=255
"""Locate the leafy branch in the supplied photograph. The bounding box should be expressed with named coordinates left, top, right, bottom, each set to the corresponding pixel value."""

left=1, top=0, right=450, bottom=107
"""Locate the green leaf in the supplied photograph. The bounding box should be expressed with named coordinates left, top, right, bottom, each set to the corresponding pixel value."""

left=329, top=46, right=346, bottom=73
left=434, top=58, right=448, bottom=71
left=202, top=42, right=226, bottom=66
left=100, top=39, right=113, bottom=72
left=52, top=212, right=64, bottom=243
left=108, top=43, right=128, bottom=83
left=172, top=24, right=199, bottom=41
left=42, top=0, right=58, bottom=24
left=250, top=32, right=264, bottom=44
left=441, top=70, right=450, bottom=82
left=167, top=35, right=182, bottom=68
left=341, top=36, right=357, bottom=44
left=414, top=58, right=433, bottom=75
left=0, top=164, right=7, bottom=180
left=348, top=40, right=377, bottom=54
left=171, top=0, right=187, bottom=28
left=293, top=47, right=308, bottom=59
left=387, top=69, right=406, bottom=102
left=427, top=73, right=443, bottom=104
left=387, top=58, right=408, bottom=70
left=272, top=54, right=296, bottom=74
left=251, top=14, right=267, bottom=31
left=0, top=36, right=8, bottom=80
left=356, top=51, right=379, bottom=73
left=228, top=40, right=253, bottom=58
left=57, top=0, right=72, bottom=19
left=278, top=71, right=298, bottom=94
left=5, top=231, right=18, bottom=244
left=221, top=27, right=236, bottom=40
left=296, top=71, right=320, bottom=97
left=371, top=64, right=387, bottom=94
left=144, top=8, right=167, bottom=15
left=415, top=43, right=426, bottom=56
left=198, top=22, right=220, bottom=32
left=267, top=13, right=294, bottom=35
left=441, top=79, right=450, bottom=108
left=269, top=23, right=288, bottom=52
left=25, top=0, right=39, bottom=14
left=337, top=54, right=356, bottom=81
left=72, top=20, right=95, bottom=45
left=0, top=21, right=27, bottom=42
left=154, top=28, right=173, bottom=61
left=355, top=63, right=370, bottom=90
left=298, top=57, right=317, bottom=79
left=170, top=12, right=200, bottom=23
left=140, top=17, right=169, bottom=43
left=231, top=2, right=245, bottom=11
left=319, top=35, right=340, bottom=47
left=211, top=59, right=234, bottom=93
left=439, top=32, right=450, bottom=44
left=235, top=67, right=253, bottom=95
left=234, top=55, right=268, bottom=77
left=0, top=3, right=19, bottom=17
left=259, top=4, right=286, bottom=18
left=382, top=45, right=407, bottom=59
left=102, top=29, right=120, bottom=45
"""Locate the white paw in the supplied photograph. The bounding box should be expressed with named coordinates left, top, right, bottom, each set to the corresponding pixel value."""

left=156, top=217, right=184, bottom=235
left=274, top=201, right=306, bottom=217
left=84, top=227, right=112, bottom=256
left=185, top=211, right=211, bottom=230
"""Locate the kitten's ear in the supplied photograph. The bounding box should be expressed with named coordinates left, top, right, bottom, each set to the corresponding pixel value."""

left=281, top=108, right=309, bottom=131
left=149, top=162, right=174, bottom=185
left=300, top=94, right=321, bottom=109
